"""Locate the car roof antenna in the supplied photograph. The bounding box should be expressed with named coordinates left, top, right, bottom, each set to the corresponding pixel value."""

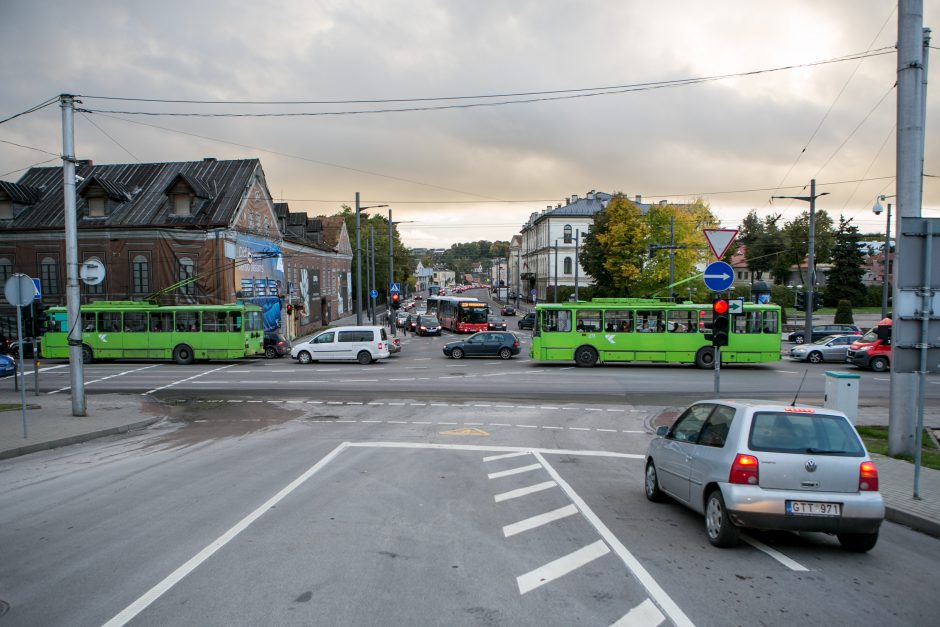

left=791, top=370, right=809, bottom=406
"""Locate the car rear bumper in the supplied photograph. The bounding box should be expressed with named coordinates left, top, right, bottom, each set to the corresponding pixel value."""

left=721, top=484, right=884, bottom=533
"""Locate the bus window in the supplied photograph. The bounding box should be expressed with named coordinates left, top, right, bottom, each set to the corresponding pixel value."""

left=150, top=312, right=173, bottom=332
left=576, top=310, right=601, bottom=332
left=667, top=310, right=695, bottom=333
left=698, top=308, right=712, bottom=333
left=100, top=312, right=121, bottom=332
left=605, top=310, right=632, bottom=332
left=763, top=310, right=778, bottom=333
left=542, top=310, right=572, bottom=332
left=124, top=312, right=147, bottom=332
left=230, top=312, right=243, bottom=332
left=177, top=311, right=199, bottom=332
left=203, top=311, right=228, bottom=332
left=734, top=311, right=763, bottom=334
left=246, top=310, right=262, bottom=331
left=636, top=311, right=664, bottom=333
left=81, top=312, right=96, bottom=332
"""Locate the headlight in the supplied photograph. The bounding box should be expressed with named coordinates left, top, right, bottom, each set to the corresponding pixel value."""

left=856, top=345, right=871, bottom=352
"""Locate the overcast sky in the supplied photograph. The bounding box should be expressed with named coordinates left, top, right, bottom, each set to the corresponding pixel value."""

left=1, top=0, right=938, bottom=248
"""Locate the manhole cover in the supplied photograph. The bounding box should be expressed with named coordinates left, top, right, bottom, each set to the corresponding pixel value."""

left=0, top=600, right=10, bottom=616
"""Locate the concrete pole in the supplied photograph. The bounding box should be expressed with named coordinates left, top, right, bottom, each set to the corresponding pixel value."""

left=553, top=240, right=558, bottom=303
left=388, top=209, right=395, bottom=336
left=574, top=230, right=580, bottom=301
left=60, top=94, right=85, bottom=416
left=882, top=202, right=892, bottom=320
left=889, top=2, right=926, bottom=456
left=805, top=179, right=816, bottom=351
left=355, top=192, right=362, bottom=325
left=370, top=226, right=376, bottom=323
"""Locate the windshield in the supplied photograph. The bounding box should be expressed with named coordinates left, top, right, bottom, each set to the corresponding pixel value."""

left=861, top=329, right=878, bottom=342
left=460, top=304, right=489, bottom=323
left=749, top=411, right=864, bottom=456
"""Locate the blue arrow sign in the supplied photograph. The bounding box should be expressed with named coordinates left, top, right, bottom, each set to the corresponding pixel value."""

left=703, top=261, right=734, bottom=292
left=370, top=289, right=378, bottom=299
left=390, top=282, right=400, bottom=293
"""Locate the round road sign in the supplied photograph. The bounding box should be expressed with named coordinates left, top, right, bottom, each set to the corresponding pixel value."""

left=3, top=274, right=37, bottom=307
left=703, top=261, right=734, bottom=292
left=80, top=259, right=106, bottom=286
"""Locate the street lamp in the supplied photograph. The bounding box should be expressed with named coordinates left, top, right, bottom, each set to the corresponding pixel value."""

left=872, top=195, right=894, bottom=320
left=354, top=193, right=388, bottom=325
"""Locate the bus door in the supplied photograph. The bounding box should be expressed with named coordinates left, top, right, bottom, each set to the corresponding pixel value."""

left=149, top=312, right=174, bottom=359
left=122, top=311, right=149, bottom=358
left=601, top=309, right=633, bottom=361
left=202, top=311, right=230, bottom=359
left=666, top=309, right=699, bottom=362
left=633, top=310, right=666, bottom=361
left=95, top=311, right=123, bottom=358
left=539, top=309, right=573, bottom=360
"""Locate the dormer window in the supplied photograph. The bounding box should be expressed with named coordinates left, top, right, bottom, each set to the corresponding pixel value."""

left=164, top=172, right=210, bottom=218
left=88, top=196, right=106, bottom=217
left=0, top=200, right=12, bottom=220
left=172, top=193, right=192, bottom=216
left=76, top=176, right=130, bottom=218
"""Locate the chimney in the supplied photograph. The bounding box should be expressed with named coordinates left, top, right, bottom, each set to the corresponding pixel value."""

left=571, top=194, right=578, bottom=203
left=546, top=205, right=552, bottom=211
left=76, top=159, right=93, bottom=167
left=659, top=199, right=668, bottom=206
left=586, top=190, right=595, bottom=200
left=635, top=195, right=642, bottom=203
left=203, top=157, right=217, bottom=162
left=556, top=203, right=562, bottom=209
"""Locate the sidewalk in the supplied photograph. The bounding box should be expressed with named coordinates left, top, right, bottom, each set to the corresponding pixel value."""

left=1, top=387, right=938, bottom=539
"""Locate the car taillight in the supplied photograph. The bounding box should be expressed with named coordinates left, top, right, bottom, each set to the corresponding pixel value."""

left=513, top=341, right=519, bottom=348
left=859, top=461, right=879, bottom=491
left=378, top=342, right=383, bottom=349
left=729, top=454, right=759, bottom=485
left=277, top=341, right=284, bottom=347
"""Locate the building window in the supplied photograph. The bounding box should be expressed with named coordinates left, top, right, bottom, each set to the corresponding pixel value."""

left=0, top=258, right=11, bottom=285
left=179, top=258, right=195, bottom=296
left=40, top=256, right=59, bottom=294
left=564, top=257, right=573, bottom=274
left=0, top=200, right=13, bottom=220
left=84, top=256, right=105, bottom=295
left=88, top=197, right=106, bottom=217
left=173, top=194, right=192, bottom=216
left=563, top=224, right=572, bottom=244
left=132, top=254, right=150, bottom=294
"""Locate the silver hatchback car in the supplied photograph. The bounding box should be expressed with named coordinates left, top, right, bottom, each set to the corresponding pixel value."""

left=645, top=400, right=884, bottom=551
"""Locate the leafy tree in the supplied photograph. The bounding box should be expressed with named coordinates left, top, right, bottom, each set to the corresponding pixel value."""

left=834, top=299, right=855, bottom=324
left=580, top=205, right=617, bottom=296
left=825, top=215, right=867, bottom=306
left=738, top=210, right=787, bottom=282
left=777, top=210, right=835, bottom=286
left=335, top=206, right=415, bottom=301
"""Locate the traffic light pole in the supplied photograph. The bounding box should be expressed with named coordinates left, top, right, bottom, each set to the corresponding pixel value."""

left=714, top=346, right=721, bottom=398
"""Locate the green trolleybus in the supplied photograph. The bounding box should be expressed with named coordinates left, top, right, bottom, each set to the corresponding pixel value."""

left=41, top=301, right=265, bottom=364
left=529, top=298, right=781, bottom=368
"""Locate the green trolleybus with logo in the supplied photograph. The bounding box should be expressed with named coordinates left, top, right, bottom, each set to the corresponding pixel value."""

left=41, top=301, right=265, bottom=364
left=529, top=298, right=781, bottom=368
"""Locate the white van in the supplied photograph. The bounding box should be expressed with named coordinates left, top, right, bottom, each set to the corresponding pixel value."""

left=290, top=326, right=390, bottom=365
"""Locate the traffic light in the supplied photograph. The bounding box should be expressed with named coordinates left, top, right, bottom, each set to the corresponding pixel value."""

left=34, top=302, right=51, bottom=335
left=21, top=303, right=34, bottom=337
left=391, top=293, right=401, bottom=309
left=795, top=291, right=806, bottom=311
left=286, top=304, right=293, bottom=316
left=711, top=298, right=730, bottom=347
left=813, top=292, right=823, bottom=311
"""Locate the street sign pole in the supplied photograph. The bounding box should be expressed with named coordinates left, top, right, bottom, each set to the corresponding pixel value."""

left=714, top=346, right=721, bottom=398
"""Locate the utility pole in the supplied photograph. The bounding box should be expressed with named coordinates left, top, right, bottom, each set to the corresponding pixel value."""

left=370, top=226, right=376, bottom=323
left=60, top=94, right=85, bottom=416
left=669, top=216, right=676, bottom=301
left=574, top=230, right=580, bottom=301
left=890, top=2, right=929, bottom=459
left=553, top=240, right=559, bottom=303
left=355, top=192, right=362, bottom=325
left=388, top=208, right=395, bottom=336
left=772, top=179, right=828, bottom=350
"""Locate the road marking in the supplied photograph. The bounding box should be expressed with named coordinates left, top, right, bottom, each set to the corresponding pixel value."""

left=412, top=421, right=431, bottom=424
left=102, top=442, right=349, bottom=627
left=495, top=404, right=514, bottom=408
left=483, top=451, right=530, bottom=462
left=596, top=428, right=618, bottom=433
left=611, top=599, right=666, bottom=626
left=741, top=535, right=810, bottom=571
left=368, top=401, right=385, bottom=405
left=568, top=427, right=590, bottom=431
left=361, top=420, right=381, bottom=423
left=542, top=425, right=563, bottom=430
left=410, top=402, right=427, bottom=406
left=533, top=452, right=693, bottom=627
left=226, top=399, right=243, bottom=403
left=540, top=406, right=559, bottom=410
left=339, top=379, right=378, bottom=383
left=517, top=540, right=610, bottom=594
left=389, top=377, right=415, bottom=381
left=50, top=364, right=162, bottom=395
left=474, top=403, right=492, bottom=407
left=516, top=424, right=538, bottom=429
left=140, top=364, right=236, bottom=396
left=437, top=421, right=458, bottom=425
left=489, top=423, right=511, bottom=427
left=464, top=422, right=483, bottom=425
left=327, top=401, right=344, bottom=405
left=488, top=463, right=543, bottom=479
left=347, top=401, right=363, bottom=405
left=388, top=420, right=407, bottom=424
left=503, top=504, right=579, bottom=538
left=495, top=481, right=558, bottom=502
left=606, top=409, right=624, bottom=413
left=874, top=377, right=890, bottom=381
left=774, top=370, right=800, bottom=374
left=336, top=420, right=355, bottom=423
left=430, top=403, right=449, bottom=406
left=622, top=430, right=645, bottom=433
left=584, top=408, right=602, bottom=412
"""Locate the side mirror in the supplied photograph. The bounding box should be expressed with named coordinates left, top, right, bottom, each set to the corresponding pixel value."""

left=656, top=425, right=669, bottom=437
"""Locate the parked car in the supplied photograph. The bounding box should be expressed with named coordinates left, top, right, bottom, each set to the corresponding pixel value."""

left=416, top=314, right=442, bottom=336
left=263, top=332, right=291, bottom=359
left=487, top=315, right=508, bottom=331
left=501, top=305, right=516, bottom=316
left=0, top=354, right=16, bottom=378
left=644, top=399, right=883, bottom=552
left=443, top=331, right=521, bottom=360
left=788, top=324, right=861, bottom=344
left=518, top=312, right=536, bottom=330
left=788, top=335, right=856, bottom=363
left=291, top=326, right=390, bottom=364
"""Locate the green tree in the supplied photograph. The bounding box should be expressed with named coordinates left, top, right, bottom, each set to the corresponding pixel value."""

left=777, top=210, right=835, bottom=286
left=738, top=210, right=787, bottom=282
left=834, top=299, right=855, bottom=324
left=580, top=205, right=616, bottom=296
left=336, top=206, right=415, bottom=301
left=825, top=215, right=867, bottom=306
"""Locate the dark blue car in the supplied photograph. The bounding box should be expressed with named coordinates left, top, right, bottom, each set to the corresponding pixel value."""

left=0, top=354, right=16, bottom=378
left=443, top=331, right=520, bottom=360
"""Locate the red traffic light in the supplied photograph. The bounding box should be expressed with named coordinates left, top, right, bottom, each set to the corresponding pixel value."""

left=713, top=299, right=729, bottom=315
left=391, top=293, right=400, bottom=303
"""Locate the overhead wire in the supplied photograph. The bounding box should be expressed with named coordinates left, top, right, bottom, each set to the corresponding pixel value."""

left=0, top=96, right=59, bottom=126
left=79, top=112, right=141, bottom=163
left=0, top=138, right=60, bottom=157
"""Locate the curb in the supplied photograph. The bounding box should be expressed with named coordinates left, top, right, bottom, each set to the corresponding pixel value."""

left=884, top=506, right=940, bottom=539
left=0, top=416, right=162, bottom=461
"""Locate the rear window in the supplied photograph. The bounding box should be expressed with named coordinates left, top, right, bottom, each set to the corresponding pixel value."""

left=338, top=330, right=374, bottom=343
left=749, top=411, right=865, bottom=456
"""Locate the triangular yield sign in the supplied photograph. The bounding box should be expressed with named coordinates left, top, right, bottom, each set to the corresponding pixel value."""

left=703, top=228, right=738, bottom=259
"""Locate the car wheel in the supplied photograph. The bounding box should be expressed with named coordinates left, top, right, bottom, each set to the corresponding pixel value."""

left=451, top=347, right=464, bottom=359
left=173, top=344, right=194, bottom=365
left=694, top=347, right=714, bottom=369
left=705, top=489, right=739, bottom=548
left=357, top=351, right=373, bottom=365
left=837, top=531, right=879, bottom=552
left=808, top=351, right=823, bottom=364
left=574, top=346, right=597, bottom=367
left=870, top=356, right=889, bottom=372
left=498, top=347, right=512, bottom=360
left=645, top=462, right=666, bottom=502
left=297, top=350, right=312, bottom=364
left=264, top=346, right=277, bottom=359
left=793, top=335, right=805, bottom=344
left=81, top=344, right=94, bottom=365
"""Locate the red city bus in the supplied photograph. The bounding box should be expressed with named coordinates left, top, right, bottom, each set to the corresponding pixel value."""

left=437, top=297, right=489, bottom=333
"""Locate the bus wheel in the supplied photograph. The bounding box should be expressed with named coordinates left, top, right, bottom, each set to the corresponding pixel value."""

left=695, top=347, right=715, bottom=369
left=574, top=346, right=597, bottom=368
left=81, top=344, right=94, bottom=364
left=173, top=344, right=194, bottom=365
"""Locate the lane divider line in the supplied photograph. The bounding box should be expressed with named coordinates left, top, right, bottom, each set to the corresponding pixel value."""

left=51, top=364, right=161, bottom=395
left=740, top=535, right=810, bottom=571
left=142, top=365, right=232, bottom=396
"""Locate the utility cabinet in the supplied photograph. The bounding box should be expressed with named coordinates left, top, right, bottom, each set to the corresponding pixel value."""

left=824, top=371, right=861, bottom=424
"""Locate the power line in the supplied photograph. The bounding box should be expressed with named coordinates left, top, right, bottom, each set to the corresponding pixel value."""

left=0, top=96, right=59, bottom=126
left=0, top=138, right=60, bottom=157
left=79, top=112, right=141, bottom=163
left=76, top=48, right=895, bottom=118
left=0, top=157, right=60, bottom=178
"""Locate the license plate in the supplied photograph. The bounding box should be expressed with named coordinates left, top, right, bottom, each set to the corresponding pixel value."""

left=786, top=500, right=842, bottom=516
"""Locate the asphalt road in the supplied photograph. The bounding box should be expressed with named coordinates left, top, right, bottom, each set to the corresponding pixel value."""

left=1, top=400, right=938, bottom=626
